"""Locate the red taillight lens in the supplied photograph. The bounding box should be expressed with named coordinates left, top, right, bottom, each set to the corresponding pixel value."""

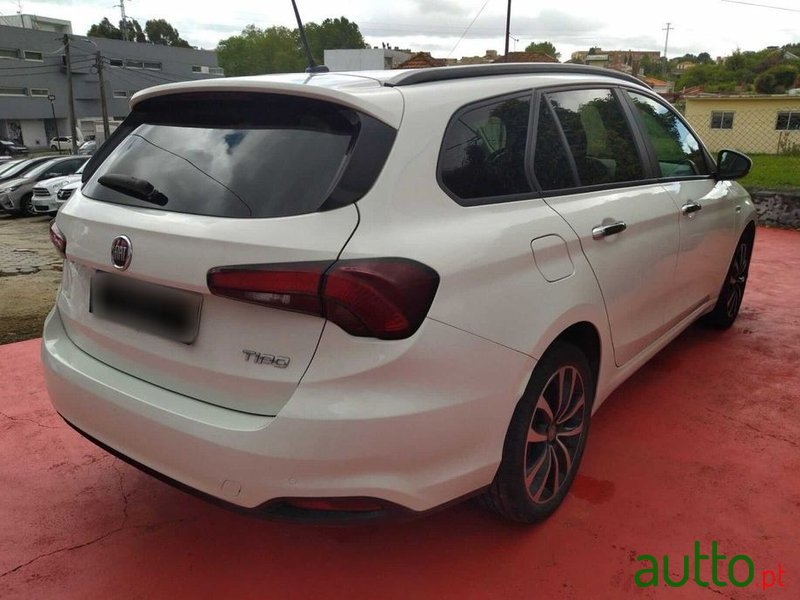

left=49, top=220, right=66, bottom=257
left=207, top=258, right=439, bottom=340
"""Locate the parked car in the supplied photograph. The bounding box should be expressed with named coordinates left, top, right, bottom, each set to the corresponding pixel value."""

left=78, top=140, right=97, bottom=155
left=0, top=155, right=88, bottom=216
left=42, top=64, right=756, bottom=523
left=54, top=179, right=82, bottom=210
left=49, top=136, right=76, bottom=152
left=0, top=139, right=28, bottom=157
left=31, top=162, right=87, bottom=214
left=0, top=156, right=57, bottom=183
left=0, top=158, right=25, bottom=176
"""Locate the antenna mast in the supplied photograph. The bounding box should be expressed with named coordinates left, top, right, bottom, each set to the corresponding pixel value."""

left=289, top=0, right=329, bottom=73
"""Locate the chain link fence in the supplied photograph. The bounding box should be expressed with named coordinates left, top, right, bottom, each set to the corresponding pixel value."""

left=683, top=100, right=800, bottom=155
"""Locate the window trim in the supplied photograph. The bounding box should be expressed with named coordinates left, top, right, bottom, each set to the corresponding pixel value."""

left=435, top=89, right=540, bottom=207
left=710, top=110, right=735, bottom=130
left=0, top=47, right=20, bottom=59
left=619, top=86, right=717, bottom=182
left=0, top=86, right=28, bottom=96
left=112, top=90, right=129, bottom=98
left=776, top=110, right=800, bottom=131
left=29, top=88, right=49, bottom=97
left=23, top=50, right=44, bottom=62
left=530, top=84, right=654, bottom=195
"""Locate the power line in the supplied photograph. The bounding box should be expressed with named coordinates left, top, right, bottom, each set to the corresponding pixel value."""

left=721, top=0, right=800, bottom=12
left=447, top=0, right=492, bottom=58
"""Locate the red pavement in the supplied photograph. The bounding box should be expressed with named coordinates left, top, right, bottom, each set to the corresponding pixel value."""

left=1, top=227, right=798, bottom=600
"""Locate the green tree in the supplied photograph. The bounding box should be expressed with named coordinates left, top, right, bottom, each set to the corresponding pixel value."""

left=88, top=16, right=184, bottom=45
left=145, top=19, right=191, bottom=48
left=124, top=18, right=147, bottom=43
left=305, top=17, right=366, bottom=64
left=217, top=25, right=304, bottom=76
left=697, top=52, right=713, bottom=64
left=524, top=41, right=560, bottom=60
left=87, top=17, right=121, bottom=40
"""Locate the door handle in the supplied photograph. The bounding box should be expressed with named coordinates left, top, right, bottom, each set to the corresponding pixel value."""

left=592, top=221, right=627, bottom=240
left=681, top=202, right=703, bottom=215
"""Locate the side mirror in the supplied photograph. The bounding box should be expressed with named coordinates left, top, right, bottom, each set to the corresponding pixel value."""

left=716, top=149, right=752, bottom=181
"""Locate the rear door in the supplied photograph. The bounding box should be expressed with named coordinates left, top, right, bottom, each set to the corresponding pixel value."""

left=532, top=88, right=681, bottom=366
left=56, top=91, right=396, bottom=416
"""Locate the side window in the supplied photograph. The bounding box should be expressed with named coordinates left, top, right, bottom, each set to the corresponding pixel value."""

left=532, top=97, right=576, bottom=191
left=546, top=89, right=645, bottom=187
left=440, top=94, right=532, bottom=201
left=627, top=91, right=710, bottom=178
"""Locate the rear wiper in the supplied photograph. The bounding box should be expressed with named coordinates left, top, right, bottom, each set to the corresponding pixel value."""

left=98, top=174, right=169, bottom=206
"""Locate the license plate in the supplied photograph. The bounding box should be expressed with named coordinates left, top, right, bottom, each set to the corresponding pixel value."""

left=90, top=271, right=202, bottom=344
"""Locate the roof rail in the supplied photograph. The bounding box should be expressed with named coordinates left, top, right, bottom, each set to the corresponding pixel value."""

left=384, top=63, right=649, bottom=89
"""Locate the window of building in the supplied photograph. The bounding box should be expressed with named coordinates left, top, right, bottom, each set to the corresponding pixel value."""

left=209, top=67, right=224, bottom=75
left=0, top=87, right=27, bottom=96
left=628, top=92, right=710, bottom=177
left=191, top=65, right=202, bottom=73
left=113, top=90, right=129, bottom=98
left=23, top=50, right=43, bottom=61
left=124, top=59, right=143, bottom=69
left=776, top=111, right=800, bottom=131
left=30, top=88, right=49, bottom=96
left=0, top=48, right=20, bottom=59
left=109, top=58, right=124, bottom=67
left=546, top=88, right=645, bottom=187
left=710, top=111, right=735, bottom=129
left=143, top=61, right=162, bottom=71
left=439, top=93, right=532, bottom=201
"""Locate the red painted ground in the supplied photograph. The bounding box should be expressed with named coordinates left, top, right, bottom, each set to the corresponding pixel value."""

left=1, top=227, right=798, bottom=599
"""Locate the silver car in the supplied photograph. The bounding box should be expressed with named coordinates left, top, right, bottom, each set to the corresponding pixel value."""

left=0, top=156, right=88, bottom=216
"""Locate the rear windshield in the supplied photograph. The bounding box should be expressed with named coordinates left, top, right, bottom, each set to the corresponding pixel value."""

left=82, top=94, right=362, bottom=218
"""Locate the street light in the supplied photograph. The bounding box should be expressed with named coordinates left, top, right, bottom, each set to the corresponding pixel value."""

left=47, top=94, right=61, bottom=155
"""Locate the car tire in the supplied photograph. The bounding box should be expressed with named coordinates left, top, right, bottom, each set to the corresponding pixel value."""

left=20, top=193, right=36, bottom=217
left=50, top=145, right=57, bottom=150
left=701, top=230, right=754, bottom=330
left=483, top=341, right=594, bottom=523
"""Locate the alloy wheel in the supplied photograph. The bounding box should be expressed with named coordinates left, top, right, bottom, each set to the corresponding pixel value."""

left=525, top=366, right=587, bottom=504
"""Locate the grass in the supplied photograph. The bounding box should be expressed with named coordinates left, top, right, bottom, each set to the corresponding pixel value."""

left=739, top=154, right=800, bottom=191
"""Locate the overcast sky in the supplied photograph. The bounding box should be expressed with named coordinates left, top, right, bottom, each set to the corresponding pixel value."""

left=3, top=0, right=798, bottom=61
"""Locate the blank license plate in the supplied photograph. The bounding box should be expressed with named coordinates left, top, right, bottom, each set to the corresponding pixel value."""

left=90, top=271, right=202, bottom=344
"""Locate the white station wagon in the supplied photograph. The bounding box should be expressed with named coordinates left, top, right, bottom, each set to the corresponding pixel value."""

left=42, top=64, right=756, bottom=522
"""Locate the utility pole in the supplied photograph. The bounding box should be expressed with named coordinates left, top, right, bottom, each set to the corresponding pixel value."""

left=504, top=0, right=512, bottom=57
left=47, top=94, right=60, bottom=154
left=96, top=51, right=110, bottom=139
left=115, top=0, right=129, bottom=42
left=63, top=34, right=79, bottom=154
left=662, top=22, right=673, bottom=63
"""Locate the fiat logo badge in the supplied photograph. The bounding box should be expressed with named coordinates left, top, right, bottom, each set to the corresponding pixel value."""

left=111, top=236, right=132, bottom=270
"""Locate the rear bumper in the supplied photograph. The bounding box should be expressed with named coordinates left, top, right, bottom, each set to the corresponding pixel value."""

left=42, top=307, right=534, bottom=513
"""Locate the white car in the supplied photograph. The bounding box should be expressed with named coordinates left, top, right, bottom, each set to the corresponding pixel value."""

left=32, top=163, right=86, bottom=214
left=49, top=136, right=77, bottom=152
left=54, top=179, right=82, bottom=210
left=42, top=64, right=756, bottom=522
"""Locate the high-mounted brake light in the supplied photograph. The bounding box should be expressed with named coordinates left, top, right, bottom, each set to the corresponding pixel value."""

left=207, top=258, right=439, bottom=340
left=49, top=220, right=66, bottom=258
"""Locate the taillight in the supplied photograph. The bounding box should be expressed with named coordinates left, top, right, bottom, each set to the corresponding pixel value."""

left=49, top=220, right=66, bottom=258
left=207, top=258, right=439, bottom=340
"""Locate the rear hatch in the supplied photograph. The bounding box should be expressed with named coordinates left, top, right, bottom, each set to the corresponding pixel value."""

left=55, top=89, right=398, bottom=415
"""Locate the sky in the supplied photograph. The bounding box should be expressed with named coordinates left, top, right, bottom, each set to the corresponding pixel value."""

left=1, top=0, right=798, bottom=61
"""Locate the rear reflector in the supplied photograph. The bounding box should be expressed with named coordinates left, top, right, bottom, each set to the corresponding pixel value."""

left=207, top=258, right=439, bottom=340
left=283, top=497, right=386, bottom=513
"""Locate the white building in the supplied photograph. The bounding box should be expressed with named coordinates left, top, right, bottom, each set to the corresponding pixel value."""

left=324, top=48, right=411, bottom=72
